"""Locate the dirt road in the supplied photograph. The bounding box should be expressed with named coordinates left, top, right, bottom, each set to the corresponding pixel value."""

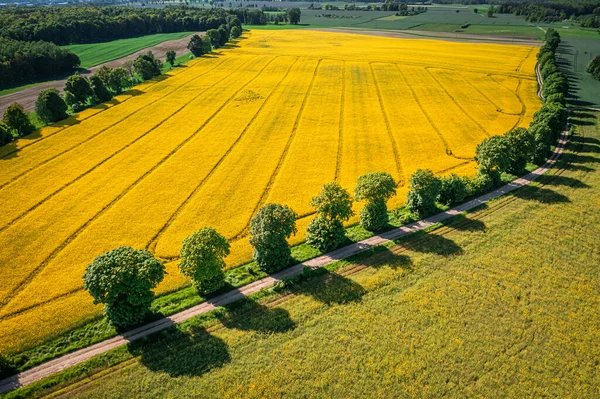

left=0, top=33, right=198, bottom=115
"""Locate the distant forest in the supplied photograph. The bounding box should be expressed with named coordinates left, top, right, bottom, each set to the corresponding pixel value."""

left=0, top=7, right=241, bottom=89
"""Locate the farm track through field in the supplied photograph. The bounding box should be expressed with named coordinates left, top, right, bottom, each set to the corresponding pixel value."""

left=369, top=62, right=405, bottom=186
left=425, top=68, right=491, bottom=138
left=464, top=78, right=522, bottom=117
left=145, top=57, right=299, bottom=258
left=230, top=59, right=324, bottom=240
left=334, top=62, right=346, bottom=182
left=0, top=56, right=256, bottom=236
left=0, top=56, right=277, bottom=314
left=0, top=123, right=576, bottom=396
left=489, top=75, right=528, bottom=127
left=0, top=57, right=231, bottom=191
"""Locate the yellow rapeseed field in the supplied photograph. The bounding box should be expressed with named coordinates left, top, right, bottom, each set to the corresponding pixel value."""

left=0, top=30, right=541, bottom=353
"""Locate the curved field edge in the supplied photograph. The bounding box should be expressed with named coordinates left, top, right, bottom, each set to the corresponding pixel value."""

left=4, top=111, right=598, bottom=399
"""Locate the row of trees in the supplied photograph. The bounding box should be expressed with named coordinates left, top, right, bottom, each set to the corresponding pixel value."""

left=0, top=38, right=80, bottom=89
left=495, top=1, right=600, bottom=26
left=0, top=7, right=233, bottom=45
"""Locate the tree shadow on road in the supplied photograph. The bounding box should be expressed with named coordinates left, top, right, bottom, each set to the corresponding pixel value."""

left=129, top=325, right=230, bottom=377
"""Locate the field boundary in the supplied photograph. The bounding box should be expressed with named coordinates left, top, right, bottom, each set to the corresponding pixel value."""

left=0, top=127, right=569, bottom=395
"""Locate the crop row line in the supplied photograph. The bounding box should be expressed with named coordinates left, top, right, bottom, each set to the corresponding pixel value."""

left=425, top=67, right=491, bottom=139
left=369, top=62, right=405, bottom=188
left=334, top=61, right=346, bottom=183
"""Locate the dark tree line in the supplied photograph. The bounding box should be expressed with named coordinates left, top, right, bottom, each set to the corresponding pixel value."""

left=0, top=6, right=232, bottom=45
left=495, top=1, right=600, bottom=26
left=0, top=38, right=80, bottom=89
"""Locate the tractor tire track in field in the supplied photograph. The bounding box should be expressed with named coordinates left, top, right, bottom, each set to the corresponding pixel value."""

left=369, top=62, right=405, bottom=187
left=0, top=56, right=272, bottom=312
left=146, top=57, right=300, bottom=256
left=463, top=78, right=522, bottom=116
left=516, top=47, right=536, bottom=74
left=230, top=59, right=324, bottom=241
left=0, top=56, right=257, bottom=237
left=0, top=73, right=183, bottom=161
left=488, top=74, right=528, bottom=129
left=0, top=127, right=572, bottom=395
left=0, top=58, right=231, bottom=191
left=334, top=61, right=346, bottom=183
left=425, top=68, right=491, bottom=138
left=395, top=65, right=465, bottom=160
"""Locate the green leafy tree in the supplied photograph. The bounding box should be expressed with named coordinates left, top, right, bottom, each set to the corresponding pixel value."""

left=529, top=121, right=553, bottom=164
left=64, top=74, right=94, bottom=105
left=504, top=127, right=534, bottom=175
left=287, top=8, right=301, bottom=24
left=206, top=29, right=221, bottom=49
left=90, top=75, right=113, bottom=103
left=35, top=88, right=68, bottom=124
left=487, top=6, right=494, bottom=17
left=3, top=103, right=34, bottom=137
left=230, top=25, right=242, bottom=39
left=94, top=65, right=113, bottom=86
left=587, top=56, right=600, bottom=80
left=306, top=182, right=354, bottom=252
left=218, top=24, right=229, bottom=47
left=83, top=247, right=165, bottom=327
left=474, top=135, right=510, bottom=182
left=354, top=171, right=396, bottom=231
left=179, top=227, right=230, bottom=294
left=134, top=51, right=162, bottom=81
left=108, top=67, right=132, bottom=94
left=203, top=38, right=213, bottom=54
left=406, top=169, right=442, bottom=216
left=187, top=34, right=205, bottom=57
left=0, top=122, right=13, bottom=146
left=438, top=174, right=469, bottom=206
left=166, top=50, right=177, bottom=66
left=249, top=203, right=297, bottom=273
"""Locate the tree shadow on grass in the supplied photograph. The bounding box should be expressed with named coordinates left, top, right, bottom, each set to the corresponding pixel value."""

left=544, top=175, right=591, bottom=189
left=129, top=326, right=230, bottom=377
left=293, top=269, right=366, bottom=306
left=440, top=213, right=487, bottom=232
left=510, top=186, right=571, bottom=204
left=218, top=297, right=295, bottom=334
left=409, top=233, right=464, bottom=256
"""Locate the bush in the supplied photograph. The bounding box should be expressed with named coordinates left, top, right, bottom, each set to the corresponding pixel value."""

left=504, top=127, right=534, bottom=175
left=439, top=174, right=469, bottom=206
left=64, top=74, right=94, bottom=105
left=406, top=169, right=442, bottom=217
left=0, top=122, right=13, bottom=146
left=179, top=227, right=230, bottom=295
left=206, top=29, right=221, bottom=49
left=83, top=247, right=165, bottom=327
left=306, top=182, right=353, bottom=251
left=3, top=103, right=34, bottom=137
left=90, top=75, right=113, bottom=103
left=231, top=26, right=242, bottom=39
left=468, top=171, right=494, bottom=194
left=187, top=34, right=205, bottom=57
left=354, top=171, right=396, bottom=231
left=359, top=201, right=389, bottom=231
left=306, top=217, right=345, bottom=252
left=94, top=65, right=113, bottom=86
left=35, top=88, right=68, bottom=124
left=166, top=50, right=176, bottom=66
left=108, top=67, right=132, bottom=94
left=475, top=135, right=510, bottom=182
left=134, top=51, right=162, bottom=80
left=249, top=203, right=297, bottom=273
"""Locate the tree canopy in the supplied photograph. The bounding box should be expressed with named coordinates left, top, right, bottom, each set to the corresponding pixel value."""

left=250, top=203, right=297, bottom=273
